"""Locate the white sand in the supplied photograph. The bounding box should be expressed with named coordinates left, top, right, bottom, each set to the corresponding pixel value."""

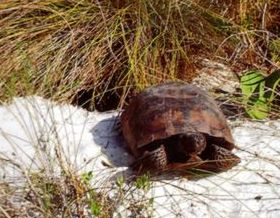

left=0, top=96, right=279, bottom=217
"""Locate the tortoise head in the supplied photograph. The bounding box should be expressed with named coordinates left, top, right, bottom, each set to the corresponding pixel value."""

left=177, top=132, right=207, bottom=156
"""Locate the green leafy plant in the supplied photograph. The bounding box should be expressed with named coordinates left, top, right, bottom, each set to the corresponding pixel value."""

left=80, top=171, right=102, bottom=216
left=116, top=176, right=125, bottom=189
left=89, top=200, right=102, bottom=217
left=81, top=171, right=94, bottom=186
left=240, top=69, right=280, bottom=119
left=135, top=174, right=151, bottom=192
left=264, top=70, right=280, bottom=102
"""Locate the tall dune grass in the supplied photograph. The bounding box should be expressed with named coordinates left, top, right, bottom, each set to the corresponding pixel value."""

left=0, top=0, right=279, bottom=110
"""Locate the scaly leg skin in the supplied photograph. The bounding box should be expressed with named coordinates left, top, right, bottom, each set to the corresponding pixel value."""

left=200, top=144, right=240, bottom=172
left=133, top=145, right=168, bottom=174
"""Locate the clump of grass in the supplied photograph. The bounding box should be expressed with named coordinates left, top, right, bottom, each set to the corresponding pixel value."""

left=0, top=171, right=117, bottom=217
left=0, top=0, right=279, bottom=112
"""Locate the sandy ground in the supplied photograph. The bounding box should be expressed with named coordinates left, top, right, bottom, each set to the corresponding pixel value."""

left=0, top=96, right=279, bottom=217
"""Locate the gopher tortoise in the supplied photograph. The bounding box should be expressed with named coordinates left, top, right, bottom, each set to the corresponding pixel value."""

left=121, top=82, right=240, bottom=174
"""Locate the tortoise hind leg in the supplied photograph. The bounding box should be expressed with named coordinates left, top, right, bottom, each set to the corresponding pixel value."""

left=132, top=145, right=168, bottom=174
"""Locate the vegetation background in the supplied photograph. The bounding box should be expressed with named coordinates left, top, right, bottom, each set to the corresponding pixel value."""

left=0, top=0, right=279, bottom=111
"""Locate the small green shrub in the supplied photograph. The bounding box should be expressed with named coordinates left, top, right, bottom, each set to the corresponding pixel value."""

left=240, top=69, right=280, bottom=119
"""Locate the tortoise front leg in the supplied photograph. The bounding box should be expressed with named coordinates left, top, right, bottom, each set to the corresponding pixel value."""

left=132, top=145, right=168, bottom=174
left=200, top=144, right=240, bottom=172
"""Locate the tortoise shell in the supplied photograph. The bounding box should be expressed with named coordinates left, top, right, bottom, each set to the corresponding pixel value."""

left=121, top=82, right=235, bottom=159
